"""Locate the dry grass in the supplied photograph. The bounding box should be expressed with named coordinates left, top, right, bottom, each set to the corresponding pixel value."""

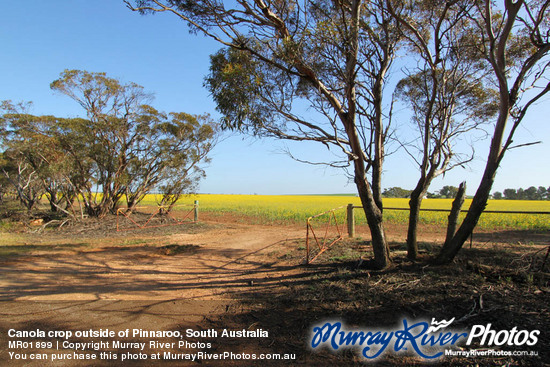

left=204, top=236, right=550, bottom=366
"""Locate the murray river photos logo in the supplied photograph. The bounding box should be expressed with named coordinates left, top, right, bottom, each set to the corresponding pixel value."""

left=310, top=318, right=540, bottom=360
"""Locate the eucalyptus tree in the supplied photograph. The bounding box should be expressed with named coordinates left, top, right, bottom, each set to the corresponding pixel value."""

left=156, top=113, right=216, bottom=212
left=125, top=109, right=217, bottom=212
left=50, top=70, right=154, bottom=216
left=22, top=116, right=78, bottom=213
left=0, top=101, right=49, bottom=211
left=389, top=0, right=498, bottom=259
left=0, top=149, right=43, bottom=211
left=127, top=0, right=407, bottom=269
left=1, top=101, right=90, bottom=214
left=436, top=0, right=550, bottom=263
left=51, top=70, right=217, bottom=217
left=0, top=154, right=8, bottom=204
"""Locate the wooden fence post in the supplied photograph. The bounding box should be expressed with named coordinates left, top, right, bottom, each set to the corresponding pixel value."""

left=194, top=200, right=199, bottom=222
left=347, top=203, right=355, bottom=238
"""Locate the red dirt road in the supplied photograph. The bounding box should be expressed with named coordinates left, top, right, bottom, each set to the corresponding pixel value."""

left=0, top=222, right=307, bottom=366
left=0, top=222, right=306, bottom=301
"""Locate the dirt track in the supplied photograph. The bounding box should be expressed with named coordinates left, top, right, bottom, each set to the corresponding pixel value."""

left=0, top=222, right=309, bottom=366
left=0, top=222, right=306, bottom=301
left=2, top=220, right=548, bottom=366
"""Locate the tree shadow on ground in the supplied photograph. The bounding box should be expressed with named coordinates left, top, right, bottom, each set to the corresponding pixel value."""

left=1, top=236, right=548, bottom=366
left=199, top=242, right=550, bottom=366
left=0, top=299, right=235, bottom=367
left=468, top=228, right=550, bottom=246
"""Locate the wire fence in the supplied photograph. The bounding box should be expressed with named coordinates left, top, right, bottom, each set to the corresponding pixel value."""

left=304, top=206, right=345, bottom=264
left=304, top=204, right=550, bottom=263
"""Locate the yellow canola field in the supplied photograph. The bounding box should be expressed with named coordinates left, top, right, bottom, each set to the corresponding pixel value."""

left=141, top=194, right=550, bottom=230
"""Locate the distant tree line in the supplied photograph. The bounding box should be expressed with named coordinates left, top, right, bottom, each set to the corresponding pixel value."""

left=384, top=185, right=550, bottom=200
left=493, top=187, right=550, bottom=200
left=383, top=185, right=460, bottom=199
left=0, top=70, right=218, bottom=218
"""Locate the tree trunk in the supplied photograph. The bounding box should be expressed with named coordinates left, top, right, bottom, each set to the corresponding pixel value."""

left=406, top=177, right=432, bottom=260
left=435, top=161, right=498, bottom=264
left=47, top=192, right=59, bottom=212
left=435, top=67, right=512, bottom=264
left=406, top=192, right=421, bottom=260
left=356, top=175, right=390, bottom=269
left=126, top=201, right=137, bottom=214
left=444, top=182, right=466, bottom=246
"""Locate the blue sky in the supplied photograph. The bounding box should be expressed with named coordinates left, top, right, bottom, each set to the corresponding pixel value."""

left=1, top=1, right=548, bottom=195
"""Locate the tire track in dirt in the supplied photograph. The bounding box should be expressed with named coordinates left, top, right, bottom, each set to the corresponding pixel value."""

left=0, top=222, right=305, bottom=301
left=0, top=222, right=310, bottom=366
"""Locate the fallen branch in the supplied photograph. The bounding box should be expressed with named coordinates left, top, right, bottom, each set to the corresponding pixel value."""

left=32, top=219, right=72, bottom=233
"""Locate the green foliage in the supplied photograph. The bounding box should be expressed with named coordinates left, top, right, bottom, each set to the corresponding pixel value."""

left=395, top=70, right=497, bottom=127
left=205, top=48, right=268, bottom=133
left=48, top=70, right=217, bottom=216
left=0, top=102, right=57, bottom=210
left=499, top=186, right=549, bottom=200
left=438, top=185, right=459, bottom=199
left=1, top=70, right=218, bottom=216
left=382, top=187, right=412, bottom=198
